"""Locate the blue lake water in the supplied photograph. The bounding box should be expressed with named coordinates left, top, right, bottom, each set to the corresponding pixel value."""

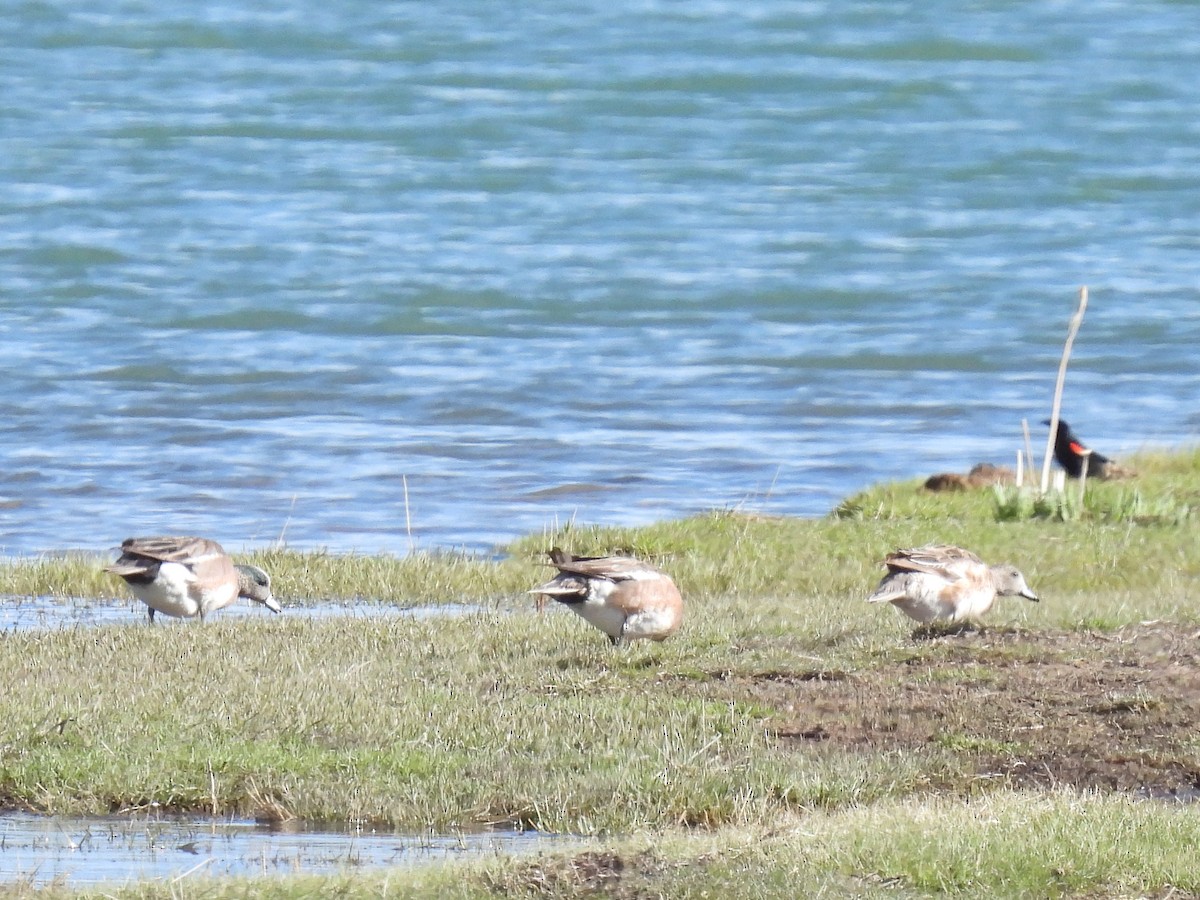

left=2, top=2, right=1198, bottom=557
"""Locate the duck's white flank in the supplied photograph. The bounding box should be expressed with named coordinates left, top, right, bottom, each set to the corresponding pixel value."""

left=529, top=550, right=683, bottom=646
left=105, top=536, right=280, bottom=622
left=867, top=544, right=1038, bottom=624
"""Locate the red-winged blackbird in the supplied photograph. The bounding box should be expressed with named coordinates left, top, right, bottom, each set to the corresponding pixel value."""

left=1043, top=419, right=1124, bottom=479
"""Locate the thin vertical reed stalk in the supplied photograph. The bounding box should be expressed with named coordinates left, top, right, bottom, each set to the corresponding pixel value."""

left=1021, top=418, right=1035, bottom=487
left=207, top=762, right=218, bottom=816
left=1078, top=449, right=1090, bottom=506
left=1040, top=287, right=1089, bottom=495
left=276, top=494, right=298, bottom=548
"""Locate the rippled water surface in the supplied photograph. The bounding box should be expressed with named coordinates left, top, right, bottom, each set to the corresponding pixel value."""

left=0, top=813, right=569, bottom=886
left=0, top=594, right=474, bottom=631
left=2, top=2, right=1198, bottom=556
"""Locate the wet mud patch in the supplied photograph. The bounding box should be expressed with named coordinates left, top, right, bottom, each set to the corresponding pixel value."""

left=708, top=624, right=1200, bottom=798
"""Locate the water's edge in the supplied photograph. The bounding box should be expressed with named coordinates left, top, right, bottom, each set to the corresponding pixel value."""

left=0, top=812, right=577, bottom=887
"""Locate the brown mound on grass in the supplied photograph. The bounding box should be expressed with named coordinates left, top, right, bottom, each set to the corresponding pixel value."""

left=924, top=462, right=1016, bottom=492
left=705, top=623, right=1200, bottom=798
left=923, top=472, right=970, bottom=492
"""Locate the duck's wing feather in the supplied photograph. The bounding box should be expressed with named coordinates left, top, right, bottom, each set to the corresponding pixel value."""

left=116, top=536, right=227, bottom=564
left=884, top=545, right=983, bottom=581
left=555, top=556, right=662, bottom=582
left=544, top=548, right=664, bottom=582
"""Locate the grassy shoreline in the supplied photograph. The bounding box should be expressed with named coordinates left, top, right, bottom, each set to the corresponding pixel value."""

left=1, top=447, right=1198, bottom=897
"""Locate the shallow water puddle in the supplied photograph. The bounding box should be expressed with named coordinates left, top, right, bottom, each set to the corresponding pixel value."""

left=0, top=814, right=569, bottom=886
left=0, top=597, right=477, bottom=631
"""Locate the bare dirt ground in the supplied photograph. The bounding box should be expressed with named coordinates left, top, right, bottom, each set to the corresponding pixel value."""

left=502, top=624, right=1200, bottom=898
left=715, top=622, right=1200, bottom=798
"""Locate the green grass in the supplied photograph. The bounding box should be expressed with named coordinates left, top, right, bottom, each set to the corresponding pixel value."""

left=4, top=445, right=1198, bottom=617
left=0, top=446, right=1198, bottom=897
left=841, top=445, right=1200, bottom=528
left=0, top=612, right=924, bottom=831
left=0, top=548, right=540, bottom=605
left=7, top=793, right=1198, bottom=898
left=656, top=791, right=1200, bottom=898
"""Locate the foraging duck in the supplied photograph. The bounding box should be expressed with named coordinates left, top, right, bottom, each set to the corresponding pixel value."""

left=529, top=548, right=683, bottom=647
left=1043, top=419, right=1133, bottom=480
left=105, top=536, right=281, bottom=622
left=866, top=545, right=1038, bottom=623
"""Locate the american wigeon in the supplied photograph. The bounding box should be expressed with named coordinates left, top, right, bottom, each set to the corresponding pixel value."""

left=105, top=536, right=281, bottom=622
left=866, top=545, right=1038, bottom=624
left=1044, top=419, right=1134, bottom=480
left=529, top=548, right=683, bottom=647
